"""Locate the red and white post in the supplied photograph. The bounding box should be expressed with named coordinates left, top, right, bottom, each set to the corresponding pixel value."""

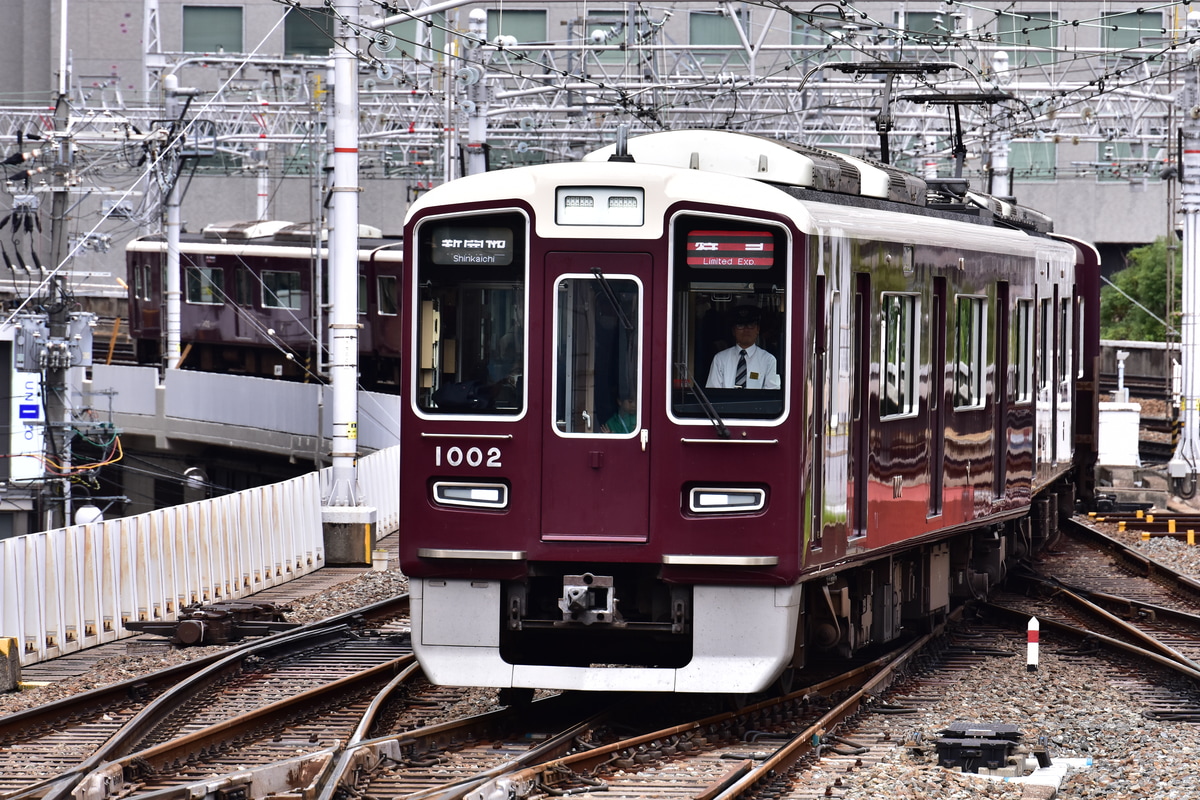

left=1027, top=617, right=1040, bottom=672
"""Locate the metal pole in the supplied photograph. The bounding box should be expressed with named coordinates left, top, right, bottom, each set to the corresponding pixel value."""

left=162, top=74, right=189, bottom=371
left=464, top=9, right=489, bottom=176
left=319, top=0, right=377, bottom=566
left=325, top=0, right=362, bottom=507
left=1169, top=27, right=1200, bottom=494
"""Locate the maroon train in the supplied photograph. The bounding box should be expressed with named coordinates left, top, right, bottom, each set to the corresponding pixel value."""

left=125, top=219, right=404, bottom=390
left=397, top=130, right=1100, bottom=694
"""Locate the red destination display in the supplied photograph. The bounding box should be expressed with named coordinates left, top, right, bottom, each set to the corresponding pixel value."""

left=686, top=230, right=775, bottom=268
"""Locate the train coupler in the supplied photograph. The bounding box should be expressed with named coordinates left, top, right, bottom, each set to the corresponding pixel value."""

left=124, top=601, right=299, bottom=645
left=558, top=573, right=621, bottom=625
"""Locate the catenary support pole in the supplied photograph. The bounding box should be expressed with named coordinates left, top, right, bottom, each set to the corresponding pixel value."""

left=1169, top=28, right=1200, bottom=495
left=322, top=0, right=376, bottom=565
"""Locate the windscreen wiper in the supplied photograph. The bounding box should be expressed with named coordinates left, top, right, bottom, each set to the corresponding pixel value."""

left=591, top=267, right=634, bottom=332
left=676, top=362, right=730, bottom=439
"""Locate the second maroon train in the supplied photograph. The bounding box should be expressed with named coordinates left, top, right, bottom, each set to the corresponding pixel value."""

left=125, top=219, right=404, bottom=390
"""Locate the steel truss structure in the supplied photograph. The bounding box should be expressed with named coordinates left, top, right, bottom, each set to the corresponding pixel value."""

left=0, top=2, right=1194, bottom=192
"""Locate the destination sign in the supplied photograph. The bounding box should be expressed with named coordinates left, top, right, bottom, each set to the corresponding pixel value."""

left=430, top=225, right=514, bottom=266
left=686, top=230, right=775, bottom=268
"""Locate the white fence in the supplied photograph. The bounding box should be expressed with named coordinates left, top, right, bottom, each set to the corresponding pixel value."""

left=1, top=446, right=399, bottom=667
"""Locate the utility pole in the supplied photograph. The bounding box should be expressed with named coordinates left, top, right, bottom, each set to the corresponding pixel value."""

left=1169, top=22, right=1200, bottom=496
left=43, top=93, right=72, bottom=531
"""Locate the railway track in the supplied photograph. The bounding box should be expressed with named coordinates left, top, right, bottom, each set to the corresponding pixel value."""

left=2, top=604, right=943, bottom=799
left=0, top=595, right=410, bottom=799
left=988, top=517, right=1200, bottom=718
left=11, top=518, right=1200, bottom=798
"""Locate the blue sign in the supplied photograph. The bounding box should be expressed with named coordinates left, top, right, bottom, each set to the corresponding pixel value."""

left=18, top=404, right=39, bottom=420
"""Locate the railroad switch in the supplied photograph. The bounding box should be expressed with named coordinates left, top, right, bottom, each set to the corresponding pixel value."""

left=124, top=601, right=299, bottom=646
left=933, top=721, right=1049, bottom=777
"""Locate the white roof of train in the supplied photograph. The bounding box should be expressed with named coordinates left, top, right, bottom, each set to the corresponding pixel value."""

left=406, top=131, right=1071, bottom=262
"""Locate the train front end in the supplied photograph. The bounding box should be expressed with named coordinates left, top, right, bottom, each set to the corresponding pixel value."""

left=400, top=160, right=810, bottom=694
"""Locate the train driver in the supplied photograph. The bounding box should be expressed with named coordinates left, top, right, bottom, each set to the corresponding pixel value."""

left=706, top=305, right=781, bottom=390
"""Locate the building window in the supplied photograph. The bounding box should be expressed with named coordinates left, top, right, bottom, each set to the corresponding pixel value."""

left=262, top=270, right=301, bottom=309
left=880, top=293, right=918, bottom=419
left=186, top=266, right=224, bottom=305
left=284, top=6, right=335, bottom=56
left=791, top=10, right=848, bottom=63
left=1102, top=11, right=1163, bottom=54
left=896, top=11, right=958, bottom=45
left=585, top=10, right=630, bottom=65
left=954, top=296, right=986, bottom=410
left=487, top=9, right=546, bottom=45
left=1010, top=142, right=1057, bottom=182
left=690, top=9, right=748, bottom=66
left=997, top=11, right=1058, bottom=66
left=182, top=6, right=243, bottom=53
left=387, top=12, right=447, bottom=61
left=1095, top=141, right=1165, bottom=184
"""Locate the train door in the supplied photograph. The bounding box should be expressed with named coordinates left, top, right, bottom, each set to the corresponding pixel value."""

left=541, top=253, right=651, bottom=541
left=993, top=282, right=1010, bottom=500
left=929, top=277, right=947, bottom=517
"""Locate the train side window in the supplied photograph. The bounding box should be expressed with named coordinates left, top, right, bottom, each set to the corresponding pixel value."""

left=234, top=268, right=254, bottom=306
left=1059, top=298, right=1071, bottom=384
left=553, top=276, right=640, bottom=436
left=1014, top=299, right=1034, bottom=404
left=262, top=270, right=301, bottom=310
left=413, top=211, right=526, bottom=415
left=953, top=295, right=986, bottom=410
left=880, top=292, right=918, bottom=418
left=669, top=217, right=787, bottom=422
left=358, top=274, right=368, bottom=315
left=1038, top=298, right=1053, bottom=392
left=377, top=276, right=398, bottom=315
left=185, top=266, right=224, bottom=305
left=1075, top=297, right=1086, bottom=379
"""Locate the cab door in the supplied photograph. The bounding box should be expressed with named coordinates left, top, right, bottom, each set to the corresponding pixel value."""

left=541, top=253, right=650, bottom=542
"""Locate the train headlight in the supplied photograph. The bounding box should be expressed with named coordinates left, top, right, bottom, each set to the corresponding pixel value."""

left=433, top=481, right=509, bottom=510
left=687, top=487, right=766, bottom=514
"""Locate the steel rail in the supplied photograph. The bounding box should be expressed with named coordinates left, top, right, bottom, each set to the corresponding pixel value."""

left=458, top=637, right=933, bottom=800
left=2, top=595, right=409, bottom=800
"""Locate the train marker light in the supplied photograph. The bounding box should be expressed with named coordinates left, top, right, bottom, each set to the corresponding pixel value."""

left=433, top=481, right=508, bottom=509
left=688, top=487, right=766, bottom=514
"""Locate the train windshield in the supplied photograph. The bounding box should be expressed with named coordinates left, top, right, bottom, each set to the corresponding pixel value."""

left=413, top=211, right=527, bottom=415
left=670, top=217, right=787, bottom=421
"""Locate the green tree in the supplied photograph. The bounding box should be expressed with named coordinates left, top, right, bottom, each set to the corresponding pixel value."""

left=1100, top=236, right=1179, bottom=342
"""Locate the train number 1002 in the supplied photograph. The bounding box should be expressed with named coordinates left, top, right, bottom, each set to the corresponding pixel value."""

left=434, top=445, right=502, bottom=468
